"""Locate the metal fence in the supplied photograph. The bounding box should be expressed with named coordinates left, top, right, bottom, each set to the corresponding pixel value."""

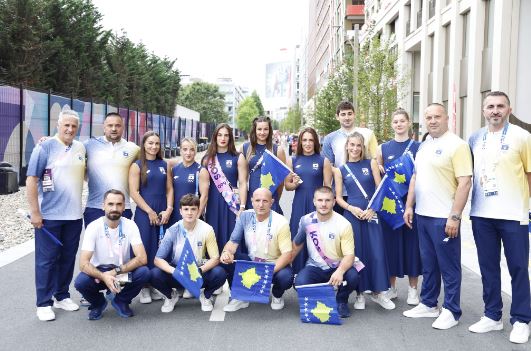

left=0, top=84, right=220, bottom=182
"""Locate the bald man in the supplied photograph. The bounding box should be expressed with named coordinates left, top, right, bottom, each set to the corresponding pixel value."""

left=220, top=188, right=293, bottom=312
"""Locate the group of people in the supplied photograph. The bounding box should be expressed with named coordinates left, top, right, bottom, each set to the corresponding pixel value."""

left=25, top=91, right=530, bottom=344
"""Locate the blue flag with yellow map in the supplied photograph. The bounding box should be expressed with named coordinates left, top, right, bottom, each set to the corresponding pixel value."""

left=368, top=175, right=405, bottom=230
left=296, top=283, right=342, bottom=325
left=384, top=152, right=414, bottom=198
left=231, top=260, right=274, bottom=304
left=260, top=149, right=290, bottom=193
left=172, top=238, right=203, bottom=299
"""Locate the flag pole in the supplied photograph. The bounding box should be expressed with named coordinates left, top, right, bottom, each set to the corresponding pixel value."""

left=366, top=174, right=388, bottom=209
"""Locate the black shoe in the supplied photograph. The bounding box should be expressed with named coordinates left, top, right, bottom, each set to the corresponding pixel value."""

left=88, top=300, right=108, bottom=320
left=338, top=302, right=351, bottom=318
left=111, top=298, right=134, bottom=318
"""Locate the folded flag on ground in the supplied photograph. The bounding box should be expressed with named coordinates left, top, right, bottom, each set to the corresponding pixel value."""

left=172, top=238, right=203, bottom=298
left=368, top=174, right=406, bottom=230
left=295, top=283, right=342, bottom=325
left=231, top=260, right=274, bottom=304
left=260, top=149, right=291, bottom=193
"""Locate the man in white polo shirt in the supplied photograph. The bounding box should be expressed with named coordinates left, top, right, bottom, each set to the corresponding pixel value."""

left=74, top=189, right=150, bottom=320
left=403, top=103, right=472, bottom=330
left=467, top=91, right=531, bottom=344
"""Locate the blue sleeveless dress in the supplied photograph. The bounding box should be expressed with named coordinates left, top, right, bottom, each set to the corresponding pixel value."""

left=204, top=152, right=240, bottom=251
left=133, top=159, right=168, bottom=269
left=243, top=142, right=283, bottom=214
left=341, top=159, right=390, bottom=292
left=169, top=161, right=201, bottom=226
left=289, top=153, right=325, bottom=273
left=381, top=139, right=422, bottom=278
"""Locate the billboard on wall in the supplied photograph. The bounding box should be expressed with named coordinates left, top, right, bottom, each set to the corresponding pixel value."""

left=265, top=61, right=291, bottom=99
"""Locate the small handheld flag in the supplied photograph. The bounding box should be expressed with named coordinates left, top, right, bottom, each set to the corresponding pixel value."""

left=295, top=283, right=342, bottom=325
left=231, top=260, right=274, bottom=304
left=384, top=152, right=414, bottom=198
left=368, top=175, right=406, bottom=230
left=260, top=150, right=291, bottom=193
left=17, top=209, right=63, bottom=246
left=172, top=238, right=203, bottom=298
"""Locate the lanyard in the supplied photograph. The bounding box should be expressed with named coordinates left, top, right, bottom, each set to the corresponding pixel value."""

left=481, top=123, right=508, bottom=150
left=104, top=220, right=124, bottom=266
left=250, top=212, right=273, bottom=257
left=344, top=163, right=368, bottom=200
left=480, top=123, right=509, bottom=173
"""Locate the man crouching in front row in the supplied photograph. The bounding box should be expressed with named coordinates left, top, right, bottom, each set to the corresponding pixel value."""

left=75, top=189, right=151, bottom=320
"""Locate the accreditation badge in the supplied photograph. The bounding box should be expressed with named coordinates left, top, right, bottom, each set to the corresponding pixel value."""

left=481, top=172, right=499, bottom=197
left=42, top=168, right=55, bottom=192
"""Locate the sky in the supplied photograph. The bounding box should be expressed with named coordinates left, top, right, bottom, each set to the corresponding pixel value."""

left=92, top=0, right=308, bottom=97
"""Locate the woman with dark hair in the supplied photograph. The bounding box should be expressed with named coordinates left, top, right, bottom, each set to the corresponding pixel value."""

left=168, top=137, right=209, bottom=227
left=376, top=108, right=421, bottom=305
left=203, top=123, right=248, bottom=251
left=241, top=116, right=286, bottom=214
left=129, top=131, right=173, bottom=303
left=285, top=127, right=332, bottom=273
left=334, top=132, right=394, bottom=311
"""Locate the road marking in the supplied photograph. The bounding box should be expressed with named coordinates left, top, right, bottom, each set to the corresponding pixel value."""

left=209, top=282, right=229, bottom=322
left=0, top=239, right=34, bottom=268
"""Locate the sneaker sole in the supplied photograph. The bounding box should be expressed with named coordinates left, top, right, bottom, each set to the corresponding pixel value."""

left=53, top=302, right=80, bottom=312
left=403, top=312, right=440, bottom=318
left=111, top=300, right=132, bottom=318
left=407, top=299, right=420, bottom=305
left=432, top=321, right=459, bottom=330
left=88, top=301, right=108, bottom=321
left=353, top=304, right=365, bottom=310
left=468, top=324, right=503, bottom=333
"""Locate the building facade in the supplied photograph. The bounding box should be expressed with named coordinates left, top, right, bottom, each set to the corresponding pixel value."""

left=361, top=0, right=530, bottom=138
left=216, top=78, right=248, bottom=128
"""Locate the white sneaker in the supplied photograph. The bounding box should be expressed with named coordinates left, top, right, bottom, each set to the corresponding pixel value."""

left=386, top=287, right=398, bottom=300
left=183, top=289, right=193, bottom=299
left=139, top=288, right=152, bottom=304
left=213, top=287, right=223, bottom=295
left=407, top=286, right=420, bottom=305
left=161, top=290, right=179, bottom=313
left=403, top=303, right=440, bottom=318
left=432, top=307, right=459, bottom=330
left=223, top=299, right=249, bottom=312
left=199, top=292, right=214, bottom=312
left=36, top=306, right=55, bottom=321
left=354, top=294, right=365, bottom=310
left=53, top=298, right=80, bottom=311
left=151, top=288, right=163, bottom=301
left=510, top=322, right=530, bottom=344
left=271, top=297, right=285, bottom=310
left=468, top=316, right=503, bottom=333
left=371, top=293, right=396, bottom=310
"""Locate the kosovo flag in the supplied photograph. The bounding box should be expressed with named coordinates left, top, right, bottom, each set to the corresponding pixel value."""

left=260, top=149, right=290, bottom=193
left=231, top=260, right=274, bottom=304
left=296, top=283, right=342, bottom=325
left=172, top=238, right=203, bottom=298
left=368, top=175, right=406, bottom=230
left=384, top=152, right=414, bottom=197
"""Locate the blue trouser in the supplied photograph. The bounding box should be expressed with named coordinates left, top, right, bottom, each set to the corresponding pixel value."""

left=83, top=207, right=133, bottom=229
left=471, top=216, right=531, bottom=324
left=150, top=266, right=227, bottom=299
left=221, top=253, right=294, bottom=298
left=74, top=266, right=151, bottom=308
left=417, top=215, right=462, bottom=320
left=294, top=265, right=359, bottom=303
left=35, top=219, right=82, bottom=307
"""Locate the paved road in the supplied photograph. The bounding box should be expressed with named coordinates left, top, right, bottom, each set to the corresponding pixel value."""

left=0, top=187, right=528, bottom=351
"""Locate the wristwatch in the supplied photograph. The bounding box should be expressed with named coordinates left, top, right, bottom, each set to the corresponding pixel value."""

left=450, top=214, right=462, bottom=221
left=114, top=266, right=122, bottom=275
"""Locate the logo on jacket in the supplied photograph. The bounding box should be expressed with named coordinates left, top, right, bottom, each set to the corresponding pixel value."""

left=312, top=163, right=319, bottom=170
left=362, top=168, right=369, bottom=175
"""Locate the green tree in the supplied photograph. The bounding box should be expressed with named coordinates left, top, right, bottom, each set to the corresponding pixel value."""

left=0, top=0, right=52, bottom=87
left=236, top=96, right=259, bottom=132
left=250, top=90, right=265, bottom=116
left=280, top=104, right=302, bottom=133
left=178, top=82, right=228, bottom=123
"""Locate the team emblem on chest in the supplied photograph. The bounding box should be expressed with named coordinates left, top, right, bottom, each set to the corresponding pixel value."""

left=362, top=168, right=369, bottom=175
left=226, top=160, right=233, bottom=168
left=159, top=167, right=166, bottom=174
left=312, top=163, right=319, bottom=170
left=188, top=174, right=195, bottom=182
left=123, top=151, right=129, bottom=157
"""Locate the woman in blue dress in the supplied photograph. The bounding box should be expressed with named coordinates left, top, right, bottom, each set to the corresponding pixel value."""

left=334, top=132, right=394, bottom=310
left=168, top=137, right=209, bottom=226
left=241, top=116, right=286, bottom=214
left=376, top=109, right=421, bottom=305
left=129, top=131, right=173, bottom=303
left=285, top=127, right=332, bottom=273
left=203, top=123, right=248, bottom=251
